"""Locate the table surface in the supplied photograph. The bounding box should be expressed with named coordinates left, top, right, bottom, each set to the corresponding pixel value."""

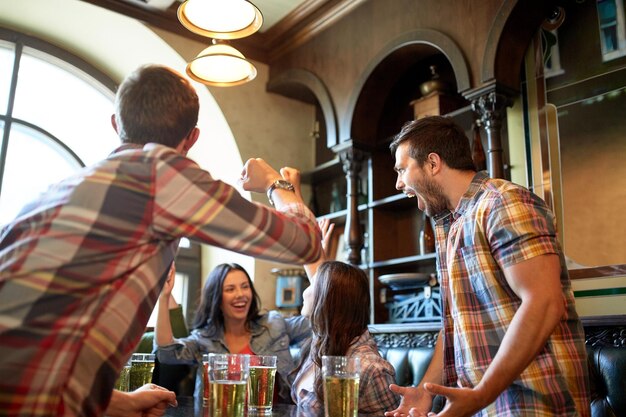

left=165, top=397, right=320, bottom=417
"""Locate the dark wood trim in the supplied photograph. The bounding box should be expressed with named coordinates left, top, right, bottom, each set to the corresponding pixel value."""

left=582, top=315, right=626, bottom=327
left=78, top=0, right=364, bottom=64
left=569, top=264, right=626, bottom=280
left=265, top=0, right=369, bottom=61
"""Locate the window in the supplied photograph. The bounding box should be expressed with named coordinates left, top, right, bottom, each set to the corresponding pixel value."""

left=597, top=0, right=626, bottom=61
left=0, top=29, right=119, bottom=225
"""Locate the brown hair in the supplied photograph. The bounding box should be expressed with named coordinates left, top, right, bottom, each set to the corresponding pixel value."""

left=114, top=64, right=199, bottom=148
left=191, top=263, right=262, bottom=335
left=300, top=261, right=371, bottom=400
left=389, top=116, right=475, bottom=171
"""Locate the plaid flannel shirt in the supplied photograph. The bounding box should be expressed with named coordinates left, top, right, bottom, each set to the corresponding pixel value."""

left=291, top=331, right=400, bottom=414
left=433, top=171, right=590, bottom=416
left=0, top=143, right=321, bottom=417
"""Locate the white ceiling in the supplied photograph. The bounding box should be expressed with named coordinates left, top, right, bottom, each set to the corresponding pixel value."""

left=150, top=0, right=308, bottom=32
left=254, top=0, right=308, bottom=31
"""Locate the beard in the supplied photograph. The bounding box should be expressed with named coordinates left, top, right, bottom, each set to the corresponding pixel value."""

left=417, top=176, right=448, bottom=217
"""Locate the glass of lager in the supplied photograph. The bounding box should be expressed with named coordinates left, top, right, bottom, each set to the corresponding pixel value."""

left=202, top=354, right=210, bottom=408
left=129, top=353, right=155, bottom=391
left=322, top=356, right=360, bottom=417
left=248, top=355, right=277, bottom=414
left=207, top=353, right=250, bottom=417
left=114, top=358, right=131, bottom=391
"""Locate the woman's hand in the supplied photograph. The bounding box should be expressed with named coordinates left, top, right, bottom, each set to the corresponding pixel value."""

left=318, top=218, right=335, bottom=257
left=279, top=166, right=303, bottom=200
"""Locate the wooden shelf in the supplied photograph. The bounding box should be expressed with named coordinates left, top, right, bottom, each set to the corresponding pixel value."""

left=368, top=322, right=441, bottom=333
left=301, top=157, right=341, bottom=184
left=370, top=253, right=436, bottom=269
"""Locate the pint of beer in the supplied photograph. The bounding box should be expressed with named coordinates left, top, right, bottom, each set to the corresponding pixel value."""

left=128, top=353, right=155, bottom=391
left=322, top=356, right=360, bottom=417
left=248, top=355, right=277, bottom=413
left=207, top=353, right=250, bottom=417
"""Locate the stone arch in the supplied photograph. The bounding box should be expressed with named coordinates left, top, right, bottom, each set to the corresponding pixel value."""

left=343, top=29, right=470, bottom=143
left=481, top=0, right=554, bottom=91
left=267, top=68, right=338, bottom=148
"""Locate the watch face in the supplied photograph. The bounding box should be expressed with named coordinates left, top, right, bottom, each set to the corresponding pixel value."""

left=275, top=180, right=294, bottom=190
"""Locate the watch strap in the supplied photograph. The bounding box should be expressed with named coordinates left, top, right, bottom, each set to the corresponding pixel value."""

left=267, top=180, right=295, bottom=206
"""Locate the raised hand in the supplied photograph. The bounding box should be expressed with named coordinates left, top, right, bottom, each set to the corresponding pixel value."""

left=279, top=166, right=302, bottom=199
left=318, top=218, right=335, bottom=257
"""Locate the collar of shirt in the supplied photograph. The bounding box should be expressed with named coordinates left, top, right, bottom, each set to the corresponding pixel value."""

left=451, top=170, right=489, bottom=220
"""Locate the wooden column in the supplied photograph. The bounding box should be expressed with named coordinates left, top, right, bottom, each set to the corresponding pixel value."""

left=471, top=91, right=512, bottom=179
left=336, top=144, right=366, bottom=265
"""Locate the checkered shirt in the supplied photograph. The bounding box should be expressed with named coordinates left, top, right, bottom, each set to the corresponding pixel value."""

left=0, top=143, right=321, bottom=416
left=433, top=171, right=590, bottom=416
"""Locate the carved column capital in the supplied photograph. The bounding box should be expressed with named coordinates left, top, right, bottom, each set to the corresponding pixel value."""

left=338, top=146, right=367, bottom=173
left=471, top=91, right=511, bottom=129
left=469, top=91, right=513, bottom=179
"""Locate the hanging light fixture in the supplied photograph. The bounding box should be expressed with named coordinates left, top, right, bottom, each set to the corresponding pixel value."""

left=186, top=39, right=257, bottom=87
left=178, top=0, right=263, bottom=40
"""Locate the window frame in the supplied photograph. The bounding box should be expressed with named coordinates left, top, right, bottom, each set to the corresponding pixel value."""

left=0, top=27, right=117, bottom=196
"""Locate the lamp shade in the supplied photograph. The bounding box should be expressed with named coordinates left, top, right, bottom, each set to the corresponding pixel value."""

left=186, top=42, right=257, bottom=87
left=178, top=0, right=263, bottom=40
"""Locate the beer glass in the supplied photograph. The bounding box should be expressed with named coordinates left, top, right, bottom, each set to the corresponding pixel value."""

left=322, top=356, right=360, bottom=417
left=248, top=355, right=277, bottom=413
left=114, top=358, right=131, bottom=391
left=202, top=354, right=210, bottom=408
left=207, top=353, right=250, bottom=417
left=129, top=353, right=155, bottom=391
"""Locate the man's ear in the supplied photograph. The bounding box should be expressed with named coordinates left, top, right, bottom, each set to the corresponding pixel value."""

left=182, top=127, right=200, bottom=154
left=110, top=114, right=118, bottom=133
left=427, top=152, right=442, bottom=175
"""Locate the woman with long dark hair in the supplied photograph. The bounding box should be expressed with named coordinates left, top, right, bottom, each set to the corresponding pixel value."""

left=155, top=262, right=310, bottom=403
left=280, top=167, right=400, bottom=414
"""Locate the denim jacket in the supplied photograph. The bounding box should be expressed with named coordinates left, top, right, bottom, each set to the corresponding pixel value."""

left=156, top=310, right=311, bottom=402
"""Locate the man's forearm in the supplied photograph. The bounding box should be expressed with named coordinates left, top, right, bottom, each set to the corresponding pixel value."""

left=420, top=330, right=445, bottom=387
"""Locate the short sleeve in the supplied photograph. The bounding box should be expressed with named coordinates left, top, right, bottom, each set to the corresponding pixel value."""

left=485, top=188, right=560, bottom=269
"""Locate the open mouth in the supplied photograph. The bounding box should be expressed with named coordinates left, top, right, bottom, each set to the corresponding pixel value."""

left=232, top=300, right=248, bottom=310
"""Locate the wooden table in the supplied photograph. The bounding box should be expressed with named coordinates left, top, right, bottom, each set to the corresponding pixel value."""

left=164, top=397, right=318, bottom=417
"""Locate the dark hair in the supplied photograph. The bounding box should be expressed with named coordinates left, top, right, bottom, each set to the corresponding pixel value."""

left=114, top=64, right=199, bottom=148
left=389, top=116, right=475, bottom=171
left=191, top=263, right=262, bottom=335
left=295, top=261, right=370, bottom=401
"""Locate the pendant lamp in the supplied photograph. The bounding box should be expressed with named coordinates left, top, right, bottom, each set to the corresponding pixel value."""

left=186, top=40, right=257, bottom=87
left=178, top=0, right=263, bottom=40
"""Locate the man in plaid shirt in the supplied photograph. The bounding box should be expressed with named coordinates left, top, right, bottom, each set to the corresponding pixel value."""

left=0, top=65, right=321, bottom=417
left=385, top=116, right=590, bottom=416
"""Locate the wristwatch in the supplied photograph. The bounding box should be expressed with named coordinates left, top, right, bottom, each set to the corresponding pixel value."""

left=266, top=179, right=295, bottom=206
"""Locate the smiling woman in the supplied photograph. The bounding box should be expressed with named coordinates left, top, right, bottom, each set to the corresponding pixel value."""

left=155, top=263, right=311, bottom=404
